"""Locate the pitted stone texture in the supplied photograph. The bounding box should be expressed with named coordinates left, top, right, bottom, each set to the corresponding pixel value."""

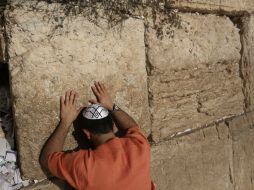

left=169, top=0, right=254, bottom=14
left=228, top=111, right=254, bottom=190
left=146, top=13, right=244, bottom=141
left=6, top=6, right=149, bottom=179
left=151, top=122, right=233, bottom=190
left=241, top=16, right=254, bottom=112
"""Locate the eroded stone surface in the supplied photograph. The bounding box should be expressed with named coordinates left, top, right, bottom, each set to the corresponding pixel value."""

left=151, top=122, right=233, bottom=190
left=169, top=0, right=254, bottom=14
left=240, top=16, right=254, bottom=112
left=228, top=111, right=254, bottom=190
left=146, top=13, right=244, bottom=141
left=6, top=4, right=149, bottom=179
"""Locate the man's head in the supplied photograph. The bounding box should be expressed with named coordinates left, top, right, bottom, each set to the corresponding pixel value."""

left=81, top=104, right=114, bottom=142
left=82, top=115, right=114, bottom=135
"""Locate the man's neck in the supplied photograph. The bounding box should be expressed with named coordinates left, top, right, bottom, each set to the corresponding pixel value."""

left=92, top=132, right=116, bottom=148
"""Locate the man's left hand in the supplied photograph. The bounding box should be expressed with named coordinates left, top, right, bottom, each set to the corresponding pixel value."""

left=60, top=90, right=84, bottom=128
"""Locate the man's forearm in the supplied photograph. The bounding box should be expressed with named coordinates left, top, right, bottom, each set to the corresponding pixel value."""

left=111, top=109, right=138, bottom=131
left=39, top=121, right=70, bottom=169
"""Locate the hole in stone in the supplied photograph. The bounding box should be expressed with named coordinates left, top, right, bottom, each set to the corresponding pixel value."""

left=0, top=0, right=7, bottom=19
left=0, top=63, right=13, bottom=145
left=0, top=0, right=7, bottom=8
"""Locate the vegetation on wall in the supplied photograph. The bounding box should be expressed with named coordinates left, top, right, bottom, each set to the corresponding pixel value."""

left=10, top=0, right=182, bottom=39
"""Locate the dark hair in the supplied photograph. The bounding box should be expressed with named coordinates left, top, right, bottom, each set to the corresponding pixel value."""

left=81, top=114, right=114, bottom=135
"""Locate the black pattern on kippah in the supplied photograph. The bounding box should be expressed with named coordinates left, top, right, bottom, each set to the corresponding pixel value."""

left=84, top=105, right=104, bottom=119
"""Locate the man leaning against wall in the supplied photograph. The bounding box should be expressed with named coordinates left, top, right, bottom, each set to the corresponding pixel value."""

left=39, top=81, right=156, bottom=190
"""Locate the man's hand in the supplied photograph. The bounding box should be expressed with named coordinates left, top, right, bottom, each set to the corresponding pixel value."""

left=40, top=90, right=84, bottom=169
left=60, top=90, right=84, bottom=127
left=89, top=81, right=138, bottom=131
left=89, top=81, right=114, bottom=111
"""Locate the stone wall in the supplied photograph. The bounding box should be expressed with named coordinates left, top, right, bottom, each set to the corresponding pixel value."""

left=1, top=0, right=254, bottom=189
left=151, top=111, right=254, bottom=190
left=5, top=3, right=150, bottom=178
left=146, top=13, right=244, bottom=141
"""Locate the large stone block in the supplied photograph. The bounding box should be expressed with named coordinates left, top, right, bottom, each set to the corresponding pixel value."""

left=240, top=16, right=254, bottom=112
left=146, top=13, right=244, bottom=141
left=151, top=122, right=233, bottom=190
left=6, top=4, right=149, bottom=179
left=227, top=111, right=254, bottom=190
left=169, top=0, right=254, bottom=14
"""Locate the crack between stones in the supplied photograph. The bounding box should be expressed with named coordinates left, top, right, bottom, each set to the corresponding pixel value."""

left=215, top=124, right=221, bottom=140
left=229, top=15, right=251, bottom=112
left=144, top=21, right=155, bottom=143
left=251, top=169, right=254, bottom=187
left=224, top=111, right=237, bottom=190
left=2, top=10, right=9, bottom=63
left=229, top=164, right=234, bottom=185
left=150, top=111, right=250, bottom=146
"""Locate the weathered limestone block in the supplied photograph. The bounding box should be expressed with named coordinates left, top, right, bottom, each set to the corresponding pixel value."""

left=6, top=3, right=149, bottom=179
left=151, top=122, right=233, bottom=190
left=227, top=111, right=254, bottom=190
left=240, top=16, right=254, bottom=112
left=146, top=13, right=244, bottom=141
left=169, top=0, right=254, bottom=14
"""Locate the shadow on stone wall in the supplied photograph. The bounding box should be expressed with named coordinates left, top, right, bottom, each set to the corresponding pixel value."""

left=0, top=63, right=9, bottom=87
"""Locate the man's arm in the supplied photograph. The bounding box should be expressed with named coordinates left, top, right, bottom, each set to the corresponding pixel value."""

left=89, top=81, right=138, bottom=131
left=111, top=109, right=138, bottom=131
left=39, top=90, right=83, bottom=169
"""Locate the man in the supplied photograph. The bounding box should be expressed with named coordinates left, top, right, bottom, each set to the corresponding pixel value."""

left=40, top=81, right=155, bottom=190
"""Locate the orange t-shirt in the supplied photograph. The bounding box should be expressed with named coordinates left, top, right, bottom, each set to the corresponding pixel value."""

left=48, top=127, right=156, bottom=190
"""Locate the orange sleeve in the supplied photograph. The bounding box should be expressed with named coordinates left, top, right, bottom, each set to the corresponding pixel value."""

left=125, top=126, right=150, bottom=146
left=47, top=150, right=89, bottom=189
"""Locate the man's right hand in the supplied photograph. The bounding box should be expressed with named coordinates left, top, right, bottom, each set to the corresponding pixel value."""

left=89, top=81, right=114, bottom=111
left=90, top=81, right=138, bottom=131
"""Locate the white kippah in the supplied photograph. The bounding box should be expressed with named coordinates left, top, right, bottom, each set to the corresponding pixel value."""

left=82, top=104, right=109, bottom=120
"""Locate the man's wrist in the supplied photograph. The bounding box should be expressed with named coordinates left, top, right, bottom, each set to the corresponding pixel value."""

left=110, top=104, right=120, bottom=113
left=107, top=103, right=114, bottom=111
left=59, top=120, right=72, bottom=128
